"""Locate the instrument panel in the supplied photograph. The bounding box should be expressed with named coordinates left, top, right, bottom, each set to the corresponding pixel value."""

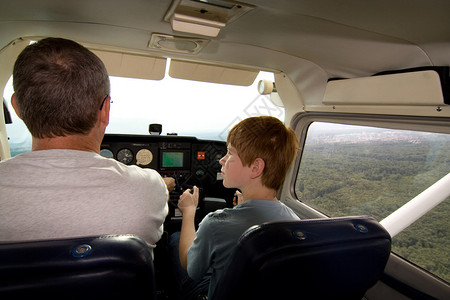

left=100, top=134, right=234, bottom=221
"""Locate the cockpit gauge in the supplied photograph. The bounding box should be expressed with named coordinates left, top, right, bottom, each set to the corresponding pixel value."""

left=117, top=148, right=133, bottom=164
left=136, top=149, right=153, bottom=166
left=100, top=149, right=114, bottom=159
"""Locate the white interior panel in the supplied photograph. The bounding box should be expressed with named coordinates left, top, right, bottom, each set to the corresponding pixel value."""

left=169, top=60, right=258, bottom=86
left=323, top=71, right=444, bottom=106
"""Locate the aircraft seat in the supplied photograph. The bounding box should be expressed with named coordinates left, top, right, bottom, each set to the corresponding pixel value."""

left=0, top=234, right=157, bottom=298
left=211, top=216, right=391, bottom=300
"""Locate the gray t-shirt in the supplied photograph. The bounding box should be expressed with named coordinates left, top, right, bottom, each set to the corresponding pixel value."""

left=187, top=199, right=300, bottom=298
left=0, top=149, right=168, bottom=253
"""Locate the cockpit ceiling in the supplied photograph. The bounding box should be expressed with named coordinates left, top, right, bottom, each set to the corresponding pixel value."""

left=1, top=0, right=450, bottom=79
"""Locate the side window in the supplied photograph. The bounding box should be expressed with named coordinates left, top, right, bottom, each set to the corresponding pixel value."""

left=295, top=122, right=449, bottom=283
left=3, top=77, right=32, bottom=156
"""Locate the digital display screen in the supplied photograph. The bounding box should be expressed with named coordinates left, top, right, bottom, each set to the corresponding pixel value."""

left=162, top=151, right=184, bottom=168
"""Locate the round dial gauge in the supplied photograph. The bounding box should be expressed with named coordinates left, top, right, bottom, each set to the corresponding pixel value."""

left=100, top=149, right=114, bottom=159
left=117, top=148, right=133, bottom=164
left=136, top=149, right=153, bottom=166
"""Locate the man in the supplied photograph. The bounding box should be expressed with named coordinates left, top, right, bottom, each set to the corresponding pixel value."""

left=0, top=37, right=171, bottom=254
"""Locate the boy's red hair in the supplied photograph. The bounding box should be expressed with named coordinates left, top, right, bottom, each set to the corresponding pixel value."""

left=227, top=116, right=299, bottom=191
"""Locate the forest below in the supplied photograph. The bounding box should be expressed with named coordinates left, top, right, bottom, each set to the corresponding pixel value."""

left=295, top=135, right=449, bottom=283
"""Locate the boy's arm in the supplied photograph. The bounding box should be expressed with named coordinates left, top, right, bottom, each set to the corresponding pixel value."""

left=178, top=186, right=199, bottom=270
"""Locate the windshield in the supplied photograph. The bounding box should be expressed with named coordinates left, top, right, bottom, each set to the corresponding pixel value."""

left=4, top=69, right=283, bottom=156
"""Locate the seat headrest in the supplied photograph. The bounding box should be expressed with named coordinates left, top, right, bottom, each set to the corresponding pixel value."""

left=0, top=235, right=156, bottom=298
left=212, top=216, right=391, bottom=300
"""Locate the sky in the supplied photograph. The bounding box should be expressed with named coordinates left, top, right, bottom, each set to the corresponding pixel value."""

left=106, top=70, right=282, bottom=140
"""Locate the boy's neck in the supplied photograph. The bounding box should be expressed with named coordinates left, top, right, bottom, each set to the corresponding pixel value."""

left=241, top=184, right=277, bottom=202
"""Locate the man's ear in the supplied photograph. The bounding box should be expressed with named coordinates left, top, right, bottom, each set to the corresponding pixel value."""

left=250, top=157, right=265, bottom=179
left=99, top=96, right=110, bottom=127
left=11, top=94, right=22, bottom=119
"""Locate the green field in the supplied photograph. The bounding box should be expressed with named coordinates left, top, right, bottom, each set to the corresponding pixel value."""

left=295, top=137, right=450, bottom=283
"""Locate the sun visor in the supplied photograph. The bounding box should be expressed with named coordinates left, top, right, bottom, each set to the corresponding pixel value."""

left=169, top=60, right=258, bottom=86
left=91, top=50, right=166, bottom=80
left=323, top=68, right=449, bottom=106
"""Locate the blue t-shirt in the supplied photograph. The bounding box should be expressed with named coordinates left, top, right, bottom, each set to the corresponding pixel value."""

left=187, top=199, right=300, bottom=298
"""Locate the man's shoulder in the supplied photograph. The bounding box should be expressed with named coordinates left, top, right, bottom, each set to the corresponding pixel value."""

left=117, top=162, right=161, bottom=179
left=0, top=151, right=37, bottom=169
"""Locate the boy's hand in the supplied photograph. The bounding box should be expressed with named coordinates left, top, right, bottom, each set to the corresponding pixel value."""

left=233, top=190, right=244, bottom=207
left=178, top=186, right=199, bottom=270
left=178, top=186, right=199, bottom=214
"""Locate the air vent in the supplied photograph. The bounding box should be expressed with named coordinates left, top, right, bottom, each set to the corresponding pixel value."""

left=148, top=33, right=210, bottom=54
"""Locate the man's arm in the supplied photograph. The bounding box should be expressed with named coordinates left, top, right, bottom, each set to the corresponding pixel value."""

left=178, top=186, right=199, bottom=270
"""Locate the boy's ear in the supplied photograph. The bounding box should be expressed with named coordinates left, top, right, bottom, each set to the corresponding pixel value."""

left=250, top=158, right=265, bottom=179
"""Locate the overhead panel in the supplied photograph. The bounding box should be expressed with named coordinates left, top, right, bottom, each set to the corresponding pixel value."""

left=169, top=60, right=258, bottom=86
left=164, top=0, right=255, bottom=37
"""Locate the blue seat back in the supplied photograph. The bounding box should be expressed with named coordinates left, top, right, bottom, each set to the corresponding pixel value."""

left=0, top=235, right=156, bottom=298
left=211, top=216, right=391, bottom=300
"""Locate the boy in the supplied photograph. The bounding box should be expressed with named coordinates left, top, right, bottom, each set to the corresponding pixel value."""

left=177, top=116, right=299, bottom=299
